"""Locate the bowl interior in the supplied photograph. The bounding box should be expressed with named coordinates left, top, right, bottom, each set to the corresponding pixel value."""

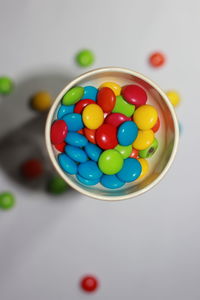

left=46, top=68, right=179, bottom=200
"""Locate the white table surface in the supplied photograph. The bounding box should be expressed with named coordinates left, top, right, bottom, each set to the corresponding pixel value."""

left=0, top=1, right=199, bottom=299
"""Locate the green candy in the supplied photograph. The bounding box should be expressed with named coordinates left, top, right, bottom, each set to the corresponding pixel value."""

left=139, top=138, right=159, bottom=158
left=0, top=76, right=13, bottom=95
left=47, top=176, right=69, bottom=194
left=115, top=144, right=132, bottom=159
left=98, top=149, right=124, bottom=175
left=62, top=86, right=84, bottom=105
left=76, top=49, right=95, bottom=67
left=0, top=192, right=15, bottom=210
left=112, top=95, right=135, bottom=117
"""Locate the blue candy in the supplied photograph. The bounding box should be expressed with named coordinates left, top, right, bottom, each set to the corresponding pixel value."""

left=84, top=142, right=102, bottom=161
left=117, top=158, right=141, bottom=182
left=117, top=121, right=138, bottom=146
left=57, top=104, right=74, bottom=119
left=65, top=132, right=88, bottom=147
left=78, top=161, right=102, bottom=180
left=62, top=113, right=83, bottom=131
left=100, top=175, right=125, bottom=189
left=58, top=153, right=77, bottom=175
left=65, top=145, right=87, bottom=163
left=76, top=174, right=99, bottom=186
left=81, top=86, right=98, bottom=101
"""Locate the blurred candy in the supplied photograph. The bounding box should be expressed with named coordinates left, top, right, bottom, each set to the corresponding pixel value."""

left=149, top=52, right=165, bottom=67
left=133, top=130, right=154, bottom=150
left=31, top=91, right=52, bottom=112
left=166, top=90, right=181, bottom=107
left=78, top=161, right=102, bottom=180
left=76, top=174, right=99, bottom=186
left=21, top=159, right=43, bottom=179
left=62, top=86, right=84, bottom=105
left=133, top=105, right=158, bottom=130
left=115, top=144, right=132, bottom=159
left=117, top=158, right=141, bottom=182
left=62, top=113, right=83, bottom=131
left=82, top=104, right=104, bottom=130
left=65, top=145, right=88, bottom=163
left=97, top=87, right=116, bottom=112
left=47, top=176, right=69, bottom=194
left=137, top=158, right=149, bottom=179
left=152, top=117, right=160, bottom=133
left=85, top=142, right=102, bottom=161
left=51, top=120, right=68, bottom=145
left=122, top=85, right=147, bottom=107
left=84, top=128, right=96, bottom=144
left=98, top=149, right=123, bottom=175
left=139, top=138, right=158, bottom=158
left=112, top=95, right=135, bottom=117
left=80, top=276, right=99, bottom=293
left=54, top=141, right=66, bottom=152
left=129, top=148, right=139, bottom=158
left=65, top=132, right=88, bottom=147
left=57, top=104, right=74, bottom=119
left=101, top=175, right=125, bottom=189
left=76, top=49, right=95, bottom=67
left=0, top=76, right=13, bottom=94
left=58, top=153, right=77, bottom=175
left=0, top=192, right=15, bottom=210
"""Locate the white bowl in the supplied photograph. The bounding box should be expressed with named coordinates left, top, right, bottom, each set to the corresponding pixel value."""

left=45, top=67, right=179, bottom=201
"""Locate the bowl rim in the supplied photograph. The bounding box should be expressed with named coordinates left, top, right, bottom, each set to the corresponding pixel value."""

left=45, top=67, right=179, bottom=201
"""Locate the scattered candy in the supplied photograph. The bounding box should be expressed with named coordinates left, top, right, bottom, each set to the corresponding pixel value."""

left=149, top=52, right=165, bottom=67
left=80, top=275, right=98, bottom=293
left=166, top=90, right=181, bottom=107
left=21, top=159, right=43, bottom=179
left=76, top=49, right=95, bottom=67
left=0, top=192, right=15, bottom=210
left=47, top=176, right=69, bottom=194
left=0, top=76, right=13, bottom=95
left=51, top=81, right=161, bottom=189
left=31, top=91, right=52, bottom=112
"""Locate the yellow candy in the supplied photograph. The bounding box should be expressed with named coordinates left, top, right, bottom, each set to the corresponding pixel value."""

left=99, top=82, right=121, bottom=96
left=133, top=130, right=154, bottom=150
left=82, top=104, right=104, bottom=130
left=133, top=105, right=158, bottom=130
left=166, top=90, right=181, bottom=107
left=31, top=91, right=52, bottom=112
left=137, top=158, right=149, bottom=179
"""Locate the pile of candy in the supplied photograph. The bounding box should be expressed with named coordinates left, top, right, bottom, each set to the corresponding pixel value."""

left=50, top=82, right=160, bottom=189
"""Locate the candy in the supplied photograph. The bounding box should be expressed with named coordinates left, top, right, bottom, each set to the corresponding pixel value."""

left=21, top=159, right=43, bottom=179
left=82, top=104, right=104, bottom=129
left=84, top=128, right=96, bottom=144
left=96, top=124, right=118, bottom=150
left=149, top=52, right=165, bottom=67
left=115, top=144, right=132, bottom=159
left=80, top=276, right=99, bottom=293
left=76, top=174, right=99, bottom=186
left=65, top=132, right=88, bottom=147
left=0, top=76, right=13, bottom=94
left=31, top=91, right=52, bottom=112
left=58, top=153, right=77, bottom=174
left=133, top=130, right=154, bottom=150
left=51, top=120, right=68, bottom=144
left=121, top=85, right=147, bottom=107
left=129, top=148, right=139, bottom=158
left=152, top=117, right=160, bottom=133
left=105, top=113, right=131, bottom=127
left=166, top=90, right=181, bottom=107
left=78, top=161, right=102, bottom=180
left=99, top=82, right=121, bottom=96
left=62, top=86, right=84, bottom=105
left=47, top=176, right=69, bottom=194
left=117, top=121, right=138, bottom=146
left=81, top=86, right=98, bottom=101
left=98, top=149, right=123, bottom=175
left=65, top=145, right=88, bottom=163
left=137, top=158, right=149, bottom=179
left=117, top=158, right=141, bottom=182
left=85, top=143, right=102, bottom=161
left=74, top=99, right=95, bottom=114
left=97, top=87, right=116, bottom=112
left=57, top=104, right=74, bottom=119
left=112, top=95, right=135, bottom=117
left=62, top=113, right=83, bottom=131
left=133, top=105, right=158, bottom=130
left=54, top=142, right=66, bottom=152
left=139, top=138, right=158, bottom=158
left=76, top=49, right=95, bottom=67
left=101, top=175, right=125, bottom=189
left=0, top=192, right=15, bottom=210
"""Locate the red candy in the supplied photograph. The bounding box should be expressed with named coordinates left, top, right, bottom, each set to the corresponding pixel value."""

left=54, top=142, right=66, bottom=152
left=50, top=120, right=68, bottom=145
left=105, top=113, right=131, bottom=127
left=77, top=129, right=84, bottom=135
left=152, top=117, right=160, bottom=133
left=149, top=52, right=165, bottom=67
left=97, top=87, right=116, bottom=112
left=121, top=85, right=147, bottom=107
left=96, top=124, right=118, bottom=149
left=80, top=276, right=99, bottom=293
left=74, top=99, right=95, bottom=114
left=129, top=148, right=139, bottom=158
left=21, top=159, right=43, bottom=179
left=84, top=128, right=96, bottom=144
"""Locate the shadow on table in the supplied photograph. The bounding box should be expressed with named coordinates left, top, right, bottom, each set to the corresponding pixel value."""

left=0, top=68, right=75, bottom=193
